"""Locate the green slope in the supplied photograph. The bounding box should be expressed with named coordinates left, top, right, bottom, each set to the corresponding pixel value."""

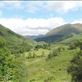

left=60, top=33, right=82, bottom=44
left=47, top=23, right=82, bottom=36
left=0, top=24, right=35, bottom=54
left=36, top=23, right=82, bottom=43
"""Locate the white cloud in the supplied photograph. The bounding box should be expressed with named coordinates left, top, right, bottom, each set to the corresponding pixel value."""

left=42, top=1, right=82, bottom=13
left=72, top=19, right=82, bottom=24
left=0, top=1, right=82, bottom=13
left=0, top=17, right=82, bottom=36
left=0, top=17, right=65, bottom=35
left=24, top=1, right=82, bottom=13
left=18, top=29, right=49, bottom=36
left=0, top=1, right=82, bottom=36
left=25, top=1, right=44, bottom=13
left=44, top=1, right=71, bottom=12
left=0, top=1, right=22, bottom=9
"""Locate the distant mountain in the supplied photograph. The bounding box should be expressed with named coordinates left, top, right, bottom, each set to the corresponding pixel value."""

left=36, top=23, right=82, bottom=43
left=0, top=24, right=35, bottom=53
left=25, top=35, right=44, bottom=39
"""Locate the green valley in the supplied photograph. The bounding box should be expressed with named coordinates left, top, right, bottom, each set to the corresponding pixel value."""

left=1, top=1, right=82, bottom=82
left=1, top=23, right=82, bottom=82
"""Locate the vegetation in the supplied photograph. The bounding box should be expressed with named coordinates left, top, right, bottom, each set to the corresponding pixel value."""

left=68, top=50, right=82, bottom=82
left=0, top=25, right=32, bottom=82
left=36, top=23, right=82, bottom=43
left=26, top=32, right=82, bottom=82
left=0, top=37, right=28, bottom=82
left=0, top=24, right=35, bottom=54
left=1, top=23, right=82, bottom=82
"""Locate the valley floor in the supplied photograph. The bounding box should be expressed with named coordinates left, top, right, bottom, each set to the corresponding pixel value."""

left=25, top=47, right=79, bottom=82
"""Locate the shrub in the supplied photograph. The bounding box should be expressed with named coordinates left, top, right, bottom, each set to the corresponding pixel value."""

left=68, top=50, right=82, bottom=82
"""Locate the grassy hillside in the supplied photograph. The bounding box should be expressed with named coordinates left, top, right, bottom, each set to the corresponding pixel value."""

left=0, top=24, right=35, bottom=54
left=0, top=24, right=30, bottom=82
left=36, top=23, right=82, bottom=43
left=47, top=23, right=82, bottom=36
left=60, top=33, right=82, bottom=44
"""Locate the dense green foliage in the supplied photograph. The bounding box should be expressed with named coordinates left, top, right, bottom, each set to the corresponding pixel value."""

left=68, top=50, right=82, bottom=82
left=0, top=36, right=28, bottom=82
left=0, top=24, right=35, bottom=54
left=0, top=25, right=33, bottom=82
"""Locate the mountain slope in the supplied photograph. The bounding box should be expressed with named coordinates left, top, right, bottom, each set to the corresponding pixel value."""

left=0, top=24, right=35, bottom=53
left=25, top=35, right=44, bottom=39
left=36, top=23, right=82, bottom=43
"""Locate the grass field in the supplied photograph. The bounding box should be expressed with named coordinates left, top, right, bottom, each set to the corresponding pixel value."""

left=25, top=46, right=80, bottom=82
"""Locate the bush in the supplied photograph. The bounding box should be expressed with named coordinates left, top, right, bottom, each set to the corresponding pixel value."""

left=0, top=47, right=27, bottom=82
left=0, top=36, right=6, bottom=47
left=48, top=48, right=59, bottom=59
left=69, top=39, right=82, bottom=50
left=68, top=50, right=82, bottom=82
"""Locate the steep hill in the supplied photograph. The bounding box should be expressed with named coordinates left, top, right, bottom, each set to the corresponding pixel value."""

left=36, top=23, right=82, bottom=43
left=0, top=24, right=35, bottom=54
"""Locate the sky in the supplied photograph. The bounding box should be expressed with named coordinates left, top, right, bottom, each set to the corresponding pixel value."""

left=0, top=1, right=82, bottom=35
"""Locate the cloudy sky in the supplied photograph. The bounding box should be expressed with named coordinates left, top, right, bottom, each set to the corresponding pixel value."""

left=0, top=1, right=82, bottom=35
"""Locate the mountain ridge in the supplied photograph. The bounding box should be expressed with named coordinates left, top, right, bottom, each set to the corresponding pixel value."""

left=35, top=23, right=82, bottom=43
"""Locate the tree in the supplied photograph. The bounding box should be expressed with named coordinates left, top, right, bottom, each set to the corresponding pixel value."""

left=0, top=47, right=12, bottom=82
left=68, top=50, right=82, bottom=82
left=69, top=39, right=82, bottom=50
left=48, top=48, right=59, bottom=59
left=0, top=37, right=27, bottom=82
left=0, top=36, right=6, bottom=47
